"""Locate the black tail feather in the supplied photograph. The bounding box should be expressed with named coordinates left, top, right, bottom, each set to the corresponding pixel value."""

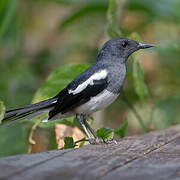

left=2, top=97, right=57, bottom=125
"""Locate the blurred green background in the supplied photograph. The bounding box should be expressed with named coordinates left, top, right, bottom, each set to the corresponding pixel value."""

left=0, top=0, right=179, bottom=157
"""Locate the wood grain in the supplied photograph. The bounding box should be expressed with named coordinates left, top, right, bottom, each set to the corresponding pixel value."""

left=0, top=125, right=180, bottom=180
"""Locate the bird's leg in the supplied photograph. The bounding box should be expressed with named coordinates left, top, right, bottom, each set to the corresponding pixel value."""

left=76, top=114, right=116, bottom=144
left=82, top=116, right=97, bottom=139
left=76, top=114, right=91, bottom=140
left=83, top=115, right=117, bottom=145
left=76, top=114, right=103, bottom=144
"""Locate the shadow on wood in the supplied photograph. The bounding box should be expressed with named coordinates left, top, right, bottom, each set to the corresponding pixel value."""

left=0, top=125, right=180, bottom=180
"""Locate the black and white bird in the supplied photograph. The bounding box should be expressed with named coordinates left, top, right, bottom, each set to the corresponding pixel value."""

left=2, top=38, right=154, bottom=144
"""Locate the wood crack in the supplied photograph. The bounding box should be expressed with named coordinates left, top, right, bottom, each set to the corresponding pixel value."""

left=98, top=133, right=180, bottom=178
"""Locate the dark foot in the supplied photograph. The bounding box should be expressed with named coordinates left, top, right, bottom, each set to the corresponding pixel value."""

left=88, top=138, right=104, bottom=145
left=103, top=139, right=117, bottom=144
left=88, top=138, right=117, bottom=145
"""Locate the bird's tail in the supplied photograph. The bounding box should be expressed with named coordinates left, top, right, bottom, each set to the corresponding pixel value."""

left=2, top=97, right=57, bottom=126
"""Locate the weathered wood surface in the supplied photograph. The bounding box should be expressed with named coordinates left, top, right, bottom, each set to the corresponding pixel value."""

left=0, top=125, right=180, bottom=180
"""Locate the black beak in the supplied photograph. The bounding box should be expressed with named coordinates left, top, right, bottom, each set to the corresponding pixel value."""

left=138, top=43, right=155, bottom=49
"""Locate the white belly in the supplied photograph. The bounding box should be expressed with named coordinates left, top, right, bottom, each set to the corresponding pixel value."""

left=75, top=90, right=119, bottom=114
left=48, top=90, right=119, bottom=121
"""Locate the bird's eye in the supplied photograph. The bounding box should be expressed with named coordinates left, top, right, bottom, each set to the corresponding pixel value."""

left=122, top=41, right=128, bottom=48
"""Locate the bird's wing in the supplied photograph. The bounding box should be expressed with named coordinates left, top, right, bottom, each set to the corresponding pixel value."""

left=48, top=69, right=108, bottom=119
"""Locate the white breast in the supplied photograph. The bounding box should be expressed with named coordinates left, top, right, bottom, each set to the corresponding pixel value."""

left=75, top=90, right=119, bottom=114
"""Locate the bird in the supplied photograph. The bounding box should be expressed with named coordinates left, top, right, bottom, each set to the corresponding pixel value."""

left=2, top=38, right=154, bottom=144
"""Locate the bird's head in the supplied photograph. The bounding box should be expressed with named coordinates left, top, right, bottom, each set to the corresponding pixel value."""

left=99, top=38, right=154, bottom=63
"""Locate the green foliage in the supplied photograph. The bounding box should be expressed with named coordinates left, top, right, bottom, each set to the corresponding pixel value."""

left=129, top=32, right=141, bottom=42
left=97, top=127, right=114, bottom=140
left=0, top=122, right=33, bottom=157
left=129, top=31, right=149, bottom=100
left=107, top=0, right=121, bottom=38
left=97, top=120, right=129, bottom=140
left=33, top=64, right=89, bottom=101
left=127, top=0, right=180, bottom=22
left=0, top=0, right=17, bottom=40
left=0, top=0, right=7, bottom=12
left=114, top=119, right=128, bottom=138
left=133, top=60, right=149, bottom=100
left=63, top=137, right=76, bottom=149
left=38, top=0, right=109, bottom=6
left=0, top=101, right=5, bottom=124
left=60, top=5, right=107, bottom=28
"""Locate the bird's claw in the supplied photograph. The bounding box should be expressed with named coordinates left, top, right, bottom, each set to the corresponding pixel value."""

left=103, top=138, right=117, bottom=144
left=88, top=138, right=104, bottom=145
left=88, top=138, right=117, bottom=145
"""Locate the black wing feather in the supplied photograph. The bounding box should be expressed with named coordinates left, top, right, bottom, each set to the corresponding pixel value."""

left=49, top=78, right=107, bottom=119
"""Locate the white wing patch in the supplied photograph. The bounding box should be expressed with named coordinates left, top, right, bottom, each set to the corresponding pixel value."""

left=52, top=100, right=57, bottom=103
left=68, top=69, right=108, bottom=95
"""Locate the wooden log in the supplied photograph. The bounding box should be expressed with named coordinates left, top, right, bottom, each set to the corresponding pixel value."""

left=0, top=125, right=180, bottom=180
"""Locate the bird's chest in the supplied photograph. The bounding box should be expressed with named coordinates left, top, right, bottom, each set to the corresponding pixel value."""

left=75, top=90, right=119, bottom=114
left=106, top=64, right=126, bottom=93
